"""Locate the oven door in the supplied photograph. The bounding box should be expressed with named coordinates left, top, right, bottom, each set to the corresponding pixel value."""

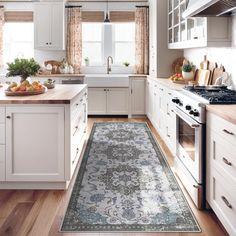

left=175, top=107, right=203, bottom=184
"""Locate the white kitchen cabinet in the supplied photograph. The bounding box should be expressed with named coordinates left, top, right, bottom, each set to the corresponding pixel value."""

left=5, top=106, right=65, bottom=182
left=34, top=2, right=65, bottom=50
left=130, top=77, right=146, bottom=115
left=0, top=106, right=5, bottom=182
left=88, top=88, right=128, bottom=115
left=88, top=88, right=107, bottom=115
left=146, top=78, right=154, bottom=119
left=207, top=112, right=236, bottom=236
left=168, top=0, right=231, bottom=49
left=107, top=88, right=128, bottom=115
left=146, top=77, right=177, bottom=155
left=149, top=0, right=183, bottom=77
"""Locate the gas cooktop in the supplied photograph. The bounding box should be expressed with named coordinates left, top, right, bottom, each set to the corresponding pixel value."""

left=184, top=85, right=236, bottom=104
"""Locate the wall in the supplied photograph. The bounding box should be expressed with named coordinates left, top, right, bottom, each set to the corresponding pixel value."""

left=184, top=15, right=236, bottom=89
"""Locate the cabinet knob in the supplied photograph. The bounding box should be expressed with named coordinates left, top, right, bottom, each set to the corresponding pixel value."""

left=6, top=116, right=11, bottom=119
left=46, top=42, right=49, bottom=45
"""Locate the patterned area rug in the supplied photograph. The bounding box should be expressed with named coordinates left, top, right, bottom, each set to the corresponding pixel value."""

left=61, top=122, right=200, bottom=232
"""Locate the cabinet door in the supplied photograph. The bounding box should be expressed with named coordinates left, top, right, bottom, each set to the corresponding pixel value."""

left=107, top=88, right=128, bottom=115
left=51, top=3, right=65, bottom=50
left=146, top=79, right=154, bottom=119
left=88, top=88, right=107, bottom=115
left=34, top=4, right=51, bottom=49
left=6, top=106, right=65, bottom=181
left=34, top=3, right=65, bottom=50
left=0, top=145, right=5, bottom=181
left=131, top=79, right=146, bottom=115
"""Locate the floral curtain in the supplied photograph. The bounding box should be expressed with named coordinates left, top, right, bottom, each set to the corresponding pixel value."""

left=66, top=7, right=82, bottom=74
left=135, top=7, right=149, bottom=75
left=0, top=7, right=4, bottom=67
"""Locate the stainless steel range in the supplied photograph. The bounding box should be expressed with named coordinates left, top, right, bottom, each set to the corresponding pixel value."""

left=172, top=85, right=236, bottom=209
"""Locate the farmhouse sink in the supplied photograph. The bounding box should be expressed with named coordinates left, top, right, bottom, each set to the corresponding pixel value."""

left=84, top=74, right=129, bottom=87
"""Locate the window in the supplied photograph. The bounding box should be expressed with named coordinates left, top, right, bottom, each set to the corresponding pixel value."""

left=113, top=23, right=135, bottom=65
left=82, top=22, right=135, bottom=66
left=3, top=23, right=34, bottom=65
left=82, top=23, right=103, bottom=65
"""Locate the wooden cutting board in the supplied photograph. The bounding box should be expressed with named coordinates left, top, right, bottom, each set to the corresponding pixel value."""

left=195, top=69, right=211, bottom=85
left=200, top=55, right=209, bottom=70
left=211, top=65, right=225, bottom=85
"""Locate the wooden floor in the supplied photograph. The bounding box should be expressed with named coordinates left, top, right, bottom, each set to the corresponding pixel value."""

left=0, top=117, right=228, bottom=236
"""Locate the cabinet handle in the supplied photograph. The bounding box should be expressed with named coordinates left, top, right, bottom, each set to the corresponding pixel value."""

left=49, top=42, right=52, bottom=45
left=6, top=116, right=11, bottom=119
left=193, top=36, right=198, bottom=39
left=72, top=148, right=79, bottom=164
left=159, top=88, right=164, bottom=91
left=104, top=89, right=106, bottom=91
left=167, top=134, right=171, bottom=138
left=193, top=185, right=199, bottom=189
left=222, top=157, right=232, bottom=166
left=221, top=196, right=232, bottom=209
left=168, top=92, right=172, bottom=95
left=46, top=42, right=49, bottom=45
left=223, top=129, right=234, bottom=136
left=73, top=126, right=79, bottom=136
left=80, top=99, right=83, bottom=102
left=76, top=103, right=79, bottom=106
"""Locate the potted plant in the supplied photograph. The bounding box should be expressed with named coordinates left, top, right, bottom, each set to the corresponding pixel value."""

left=123, top=61, right=130, bottom=67
left=182, top=60, right=195, bottom=81
left=84, top=57, right=89, bottom=66
left=7, top=58, right=41, bottom=83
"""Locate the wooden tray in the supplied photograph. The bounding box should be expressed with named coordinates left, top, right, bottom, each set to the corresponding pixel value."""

left=5, top=87, right=47, bottom=96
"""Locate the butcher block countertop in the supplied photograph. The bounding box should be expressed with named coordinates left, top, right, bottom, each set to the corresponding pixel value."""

left=206, top=105, right=236, bottom=125
left=0, top=84, right=87, bottom=104
left=152, top=77, right=185, bottom=91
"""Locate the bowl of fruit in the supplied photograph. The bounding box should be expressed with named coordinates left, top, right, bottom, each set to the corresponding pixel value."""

left=169, top=73, right=186, bottom=84
left=5, top=80, right=46, bottom=96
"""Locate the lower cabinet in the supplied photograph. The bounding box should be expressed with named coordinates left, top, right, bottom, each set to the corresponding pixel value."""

left=207, top=112, right=236, bottom=236
left=146, top=77, right=176, bottom=155
left=88, top=87, right=128, bottom=115
left=0, top=88, right=88, bottom=188
left=5, top=106, right=65, bottom=182
left=130, top=77, right=146, bottom=115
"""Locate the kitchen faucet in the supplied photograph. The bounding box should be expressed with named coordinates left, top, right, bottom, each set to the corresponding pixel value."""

left=107, top=56, right=113, bottom=74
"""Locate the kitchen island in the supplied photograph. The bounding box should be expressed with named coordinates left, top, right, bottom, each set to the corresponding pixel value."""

left=0, top=85, right=88, bottom=189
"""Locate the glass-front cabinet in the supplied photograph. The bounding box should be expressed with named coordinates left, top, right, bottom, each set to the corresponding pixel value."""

left=168, top=0, right=231, bottom=49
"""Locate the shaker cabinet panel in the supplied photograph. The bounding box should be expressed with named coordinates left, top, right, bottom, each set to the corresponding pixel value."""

left=34, top=2, right=65, bottom=50
left=5, top=106, right=65, bottom=182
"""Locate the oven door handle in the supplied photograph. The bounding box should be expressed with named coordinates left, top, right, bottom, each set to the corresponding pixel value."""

left=174, top=108, right=200, bottom=128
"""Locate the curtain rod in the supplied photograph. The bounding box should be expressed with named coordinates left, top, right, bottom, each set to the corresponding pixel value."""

left=65, top=5, right=82, bottom=8
left=136, top=6, right=149, bottom=8
left=0, top=6, right=4, bottom=8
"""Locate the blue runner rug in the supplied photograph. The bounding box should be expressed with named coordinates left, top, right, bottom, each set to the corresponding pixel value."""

left=61, top=122, right=200, bottom=232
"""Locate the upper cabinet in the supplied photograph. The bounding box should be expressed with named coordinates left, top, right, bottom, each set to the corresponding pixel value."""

left=34, top=2, right=65, bottom=50
left=168, top=0, right=232, bottom=49
left=149, top=0, right=183, bottom=77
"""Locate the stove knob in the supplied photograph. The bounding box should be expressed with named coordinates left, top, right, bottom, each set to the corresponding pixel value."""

left=172, top=98, right=180, bottom=104
left=185, top=105, right=191, bottom=110
left=189, top=110, right=194, bottom=115
left=193, top=110, right=199, bottom=117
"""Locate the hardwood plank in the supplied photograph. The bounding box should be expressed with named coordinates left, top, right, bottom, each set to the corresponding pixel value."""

left=0, top=190, right=34, bottom=227
left=17, top=191, right=48, bottom=236
left=0, top=202, right=34, bottom=236
left=27, top=190, right=63, bottom=236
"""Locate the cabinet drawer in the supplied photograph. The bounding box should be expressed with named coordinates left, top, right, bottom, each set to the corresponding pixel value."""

left=208, top=129, right=236, bottom=183
left=71, top=92, right=87, bottom=120
left=0, top=107, right=5, bottom=123
left=0, top=145, right=5, bottom=181
left=207, top=113, right=236, bottom=146
left=0, top=124, right=5, bottom=144
left=209, top=168, right=236, bottom=235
